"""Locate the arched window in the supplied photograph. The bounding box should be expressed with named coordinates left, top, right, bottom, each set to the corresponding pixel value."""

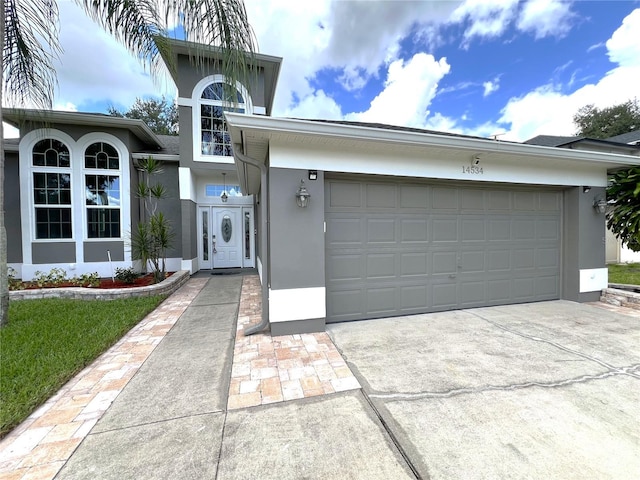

left=32, top=139, right=72, bottom=239
left=199, top=81, right=247, bottom=156
left=84, top=142, right=121, bottom=238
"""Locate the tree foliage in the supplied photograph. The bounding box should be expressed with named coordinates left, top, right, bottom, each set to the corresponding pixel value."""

left=573, top=98, right=640, bottom=139
left=607, top=166, right=640, bottom=252
left=109, top=97, right=178, bottom=135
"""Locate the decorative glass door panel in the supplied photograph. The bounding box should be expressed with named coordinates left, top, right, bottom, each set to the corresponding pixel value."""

left=198, top=206, right=243, bottom=269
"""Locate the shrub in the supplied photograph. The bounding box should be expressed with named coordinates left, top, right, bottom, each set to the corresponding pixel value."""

left=114, top=267, right=139, bottom=285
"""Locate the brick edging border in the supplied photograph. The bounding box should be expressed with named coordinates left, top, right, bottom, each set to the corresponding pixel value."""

left=8, top=270, right=191, bottom=301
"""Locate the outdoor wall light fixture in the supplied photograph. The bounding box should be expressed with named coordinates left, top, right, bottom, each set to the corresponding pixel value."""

left=295, top=179, right=311, bottom=208
left=221, top=172, right=228, bottom=203
left=593, top=197, right=607, bottom=214
left=583, top=186, right=591, bottom=193
left=308, top=170, right=318, bottom=181
left=471, top=153, right=482, bottom=166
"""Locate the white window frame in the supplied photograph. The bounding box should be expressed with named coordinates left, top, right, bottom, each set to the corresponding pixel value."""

left=19, top=130, right=131, bottom=268
left=191, top=74, right=253, bottom=164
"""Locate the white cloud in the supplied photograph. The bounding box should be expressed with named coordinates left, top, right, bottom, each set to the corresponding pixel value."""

left=606, top=8, right=640, bottom=67
left=283, top=90, right=343, bottom=120
left=346, top=54, right=451, bottom=128
left=483, top=79, right=499, bottom=97
left=497, top=8, right=640, bottom=141
left=517, top=0, right=577, bottom=39
left=53, top=0, right=174, bottom=111
left=53, top=102, right=78, bottom=112
left=245, top=0, right=458, bottom=115
left=451, top=0, right=519, bottom=45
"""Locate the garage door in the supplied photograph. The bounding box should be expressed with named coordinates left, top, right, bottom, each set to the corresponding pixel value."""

left=325, top=177, right=561, bottom=323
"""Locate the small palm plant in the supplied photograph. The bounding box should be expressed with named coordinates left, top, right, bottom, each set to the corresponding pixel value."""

left=131, top=157, right=175, bottom=283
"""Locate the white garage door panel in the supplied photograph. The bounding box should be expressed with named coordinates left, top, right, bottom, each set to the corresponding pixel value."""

left=325, top=178, right=562, bottom=323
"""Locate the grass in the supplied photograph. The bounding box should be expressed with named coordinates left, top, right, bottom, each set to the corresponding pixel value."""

left=608, top=263, right=640, bottom=286
left=0, top=295, right=165, bottom=438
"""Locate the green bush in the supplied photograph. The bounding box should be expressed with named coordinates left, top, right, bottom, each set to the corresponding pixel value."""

left=115, top=267, right=139, bottom=284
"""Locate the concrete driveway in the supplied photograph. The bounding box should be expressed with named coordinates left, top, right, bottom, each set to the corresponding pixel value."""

left=328, top=300, right=640, bottom=479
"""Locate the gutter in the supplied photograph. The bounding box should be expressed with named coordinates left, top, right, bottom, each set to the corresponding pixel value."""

left=233, top=143, right=270, bottom=335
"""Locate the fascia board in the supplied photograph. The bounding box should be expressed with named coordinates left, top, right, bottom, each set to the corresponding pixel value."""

left=4, top=108, right=162, bottom=148
left=131, top=153, right=179, bottom=161
left=225, top=113, right=640, bottom=169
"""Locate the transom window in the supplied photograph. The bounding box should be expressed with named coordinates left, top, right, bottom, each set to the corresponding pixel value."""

left=84, top=142, right=121, bottom=238
left=200, top=81, right=245, bottom=156
left=32, top=139, right=72, bottom=239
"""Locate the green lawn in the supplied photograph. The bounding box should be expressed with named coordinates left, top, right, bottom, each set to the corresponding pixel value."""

left=608, top=263, right=640, bottom=286
left=0, top=296, right=165, bottom=438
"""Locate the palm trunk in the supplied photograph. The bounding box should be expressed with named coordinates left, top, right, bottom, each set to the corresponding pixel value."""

left=1, top=4, right=10, bottom=327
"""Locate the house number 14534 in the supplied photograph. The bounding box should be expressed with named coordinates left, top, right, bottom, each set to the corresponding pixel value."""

left=462, top=166, right=483, bottom=174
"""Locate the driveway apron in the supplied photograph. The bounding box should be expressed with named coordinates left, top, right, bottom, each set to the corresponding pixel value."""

left=328, top=300, right=640, bottom=480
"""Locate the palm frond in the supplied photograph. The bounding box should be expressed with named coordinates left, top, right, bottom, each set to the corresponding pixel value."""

left=78, top=0, right=166, bottom=80
left=2, top=0, right=61, bottom=107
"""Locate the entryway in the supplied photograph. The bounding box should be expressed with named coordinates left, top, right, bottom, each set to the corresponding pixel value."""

left=198, top=205, right=254, bottom=269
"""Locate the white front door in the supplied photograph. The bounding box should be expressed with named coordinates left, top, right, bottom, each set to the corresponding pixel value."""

left=198, top=206, right=244, bottom=269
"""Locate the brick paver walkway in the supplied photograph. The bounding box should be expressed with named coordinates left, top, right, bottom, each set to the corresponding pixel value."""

left=228, top=276, right=360, bottom=409
left=0, top=279, right=208, bottom=480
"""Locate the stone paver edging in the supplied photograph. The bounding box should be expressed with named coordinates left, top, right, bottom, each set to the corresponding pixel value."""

left=8, top=270, right=190, bottom=301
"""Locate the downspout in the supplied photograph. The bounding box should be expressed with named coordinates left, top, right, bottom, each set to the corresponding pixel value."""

left=233, top=143, right=270, bottom=335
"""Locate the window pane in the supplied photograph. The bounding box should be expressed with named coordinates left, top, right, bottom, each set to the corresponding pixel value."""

left=85, top=142, right=119, bottom=170
left=87, top=208, right=120, bottom=238
left=33, top=139, right=70, bottom=167
left=35, top=207, right=72, bottom=239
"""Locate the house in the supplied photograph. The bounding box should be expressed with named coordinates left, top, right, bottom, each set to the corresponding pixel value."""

left=4, top=39, right=640, bottom=335
left=525, top=130, right=640, bottom=264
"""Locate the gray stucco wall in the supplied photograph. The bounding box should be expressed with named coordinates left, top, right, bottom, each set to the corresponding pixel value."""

left=32, top=243, right=75, bottom=264
left=562, top=186, right=606, bottom=302
left=84, top=241, right=124, bottom=262
left=176, top=55, right=266, bottom=108
left=5, top=152, right=22, bottom=263
left=154, top=163, right=182, bottom=259
left=181, top=200, right=197, bottom=261
left=268, top=168, right=325, bottom=290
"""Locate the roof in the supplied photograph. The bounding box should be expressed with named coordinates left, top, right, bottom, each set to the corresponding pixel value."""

left=525, top=134, right=640, bottom=155
left=606, top=130, right=640, bottom=145
left=302, top=118, right=503, bottom=143
left=3, top=109, right=163, bottom=149
left=524, top=135, right=581, bottom=147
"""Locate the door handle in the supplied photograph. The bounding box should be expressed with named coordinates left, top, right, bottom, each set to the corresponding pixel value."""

left=213, top=235, right=217, bottom=254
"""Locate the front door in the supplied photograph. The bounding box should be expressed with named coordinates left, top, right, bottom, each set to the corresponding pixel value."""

left=198, top=206, right=243, bottom=269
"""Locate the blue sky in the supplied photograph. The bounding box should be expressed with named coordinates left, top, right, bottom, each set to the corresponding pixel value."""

left=5, top=1, right=640, bottom=142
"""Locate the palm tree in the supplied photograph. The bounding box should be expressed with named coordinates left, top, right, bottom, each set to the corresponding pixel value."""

left=1, top=0, right=256, bottom=326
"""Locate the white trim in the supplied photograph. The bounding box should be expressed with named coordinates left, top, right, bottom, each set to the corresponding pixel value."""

left=132, top=153, right=179, bottom=162
left=253, top=106, right=266, bottom=115
left=177, top=96, right=193, bottom=107
left=179, top=167, right=196, bottom=201
left=579, top=268, right=608, bottom=293
left=19, top=129, right=76, bottom=265
left=191, top=75, right=253, bottom=164
left=77, top=133, right=131, bottom=263
left=270, top=141, right=608, bottom=187
left=182, top=258, right=198, bottom=274
left=269, top=287, right=326, bottom=323
left=225, top=113, right=640, bottom=170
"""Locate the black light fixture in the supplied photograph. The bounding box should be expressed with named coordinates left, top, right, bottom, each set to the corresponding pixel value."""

left=295, top=179, right=311, bottom=208
left=221, top=172, right=228, bottom=203
left=308, top=170, right=318, bottom=181
left=583, top=186, right=591, bottom=193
